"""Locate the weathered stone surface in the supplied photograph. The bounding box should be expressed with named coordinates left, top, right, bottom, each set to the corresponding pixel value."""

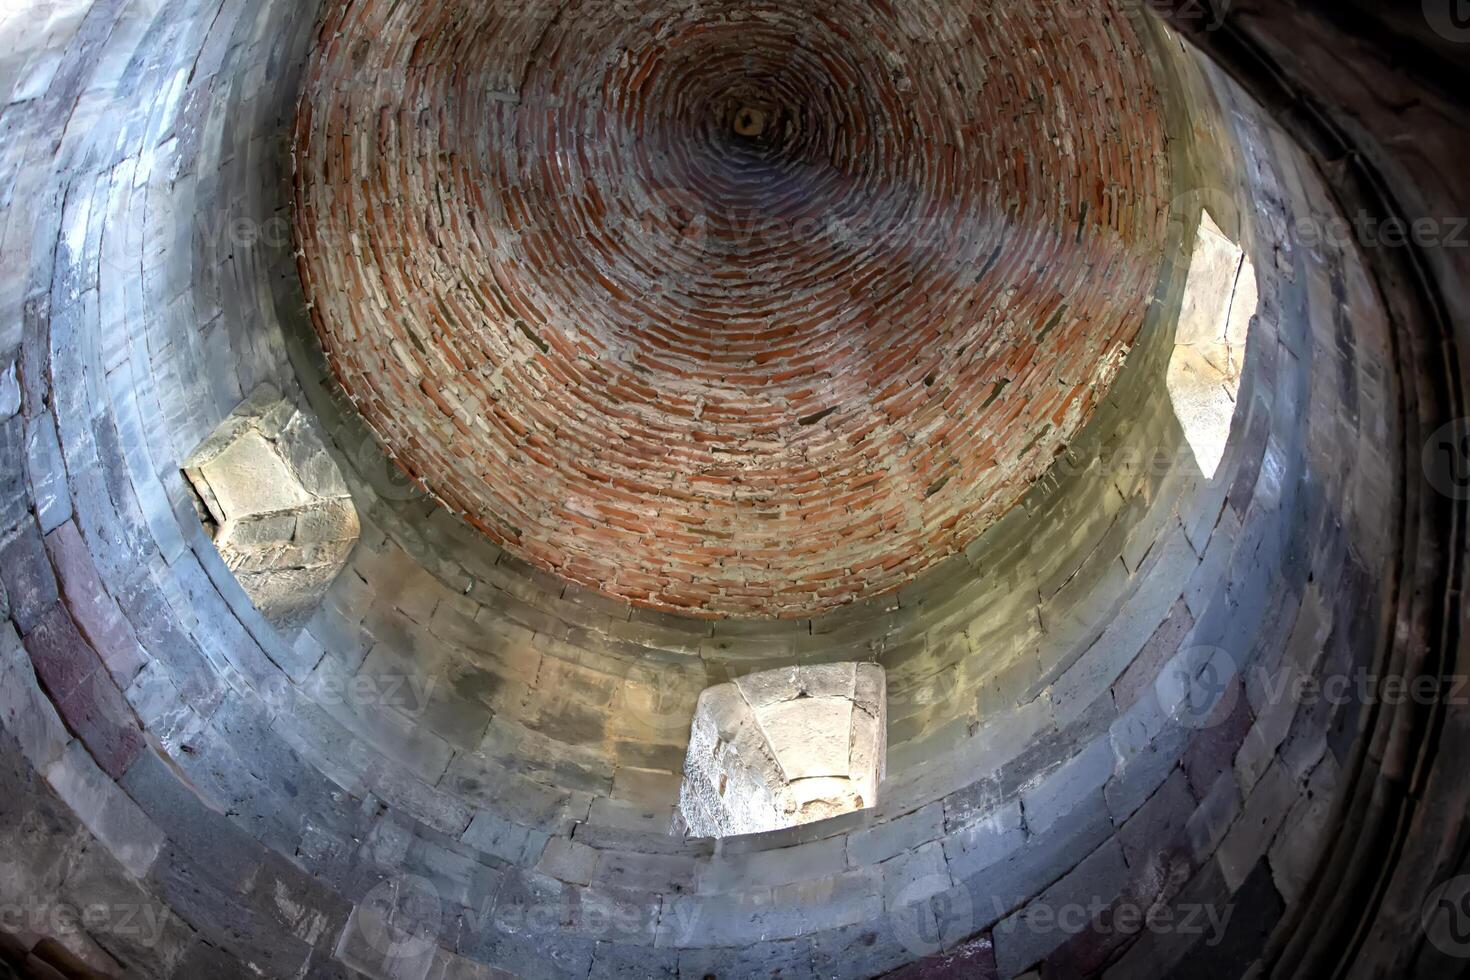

left=43, top=739, right=162, bottom=878
left=1, top=519, right=59, bottom=634
left=992, top=840, right=1129, bottom=977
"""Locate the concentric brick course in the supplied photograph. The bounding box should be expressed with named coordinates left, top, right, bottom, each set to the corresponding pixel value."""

left=293, top=0, right=1170, bottom=617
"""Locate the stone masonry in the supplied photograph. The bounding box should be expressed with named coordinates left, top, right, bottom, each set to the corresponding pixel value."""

left=0, top=0, right=1462, bottom=978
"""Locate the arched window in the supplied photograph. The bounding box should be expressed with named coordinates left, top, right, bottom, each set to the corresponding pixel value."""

left=678, top=663, right=886, bottom=837
left=1167, top=211, right=1257, bottom=479
left=182, top=384, right=360, bottom=632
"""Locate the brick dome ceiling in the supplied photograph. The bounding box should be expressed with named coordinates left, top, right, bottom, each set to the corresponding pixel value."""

left=292, top=0, right=1169, bottom=618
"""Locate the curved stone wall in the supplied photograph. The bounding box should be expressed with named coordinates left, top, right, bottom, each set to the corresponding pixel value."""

left=0, top=0, right=1461, bottom=978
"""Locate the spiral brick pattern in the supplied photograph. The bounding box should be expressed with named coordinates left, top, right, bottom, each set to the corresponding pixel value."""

left=293, top=0, right=1170, bottom=617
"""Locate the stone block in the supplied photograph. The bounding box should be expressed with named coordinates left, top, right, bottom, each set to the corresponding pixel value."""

left=251, top=850, right=354, bottom=954
left=537, top=837, right=600, bottom=886
left=0, top=359, right=18, bottom=417
left=336, top=897, right=440, bottom=980
left=119, top=749, right=263, bottom=893
left=1, top=518, right=59, bottom=634
left=44, top=521, right=148, bottom=686
left=1117, top=769, right=1195, bottom=873
left=940, top=799, right=1026, bottom=882
left=0, top=620, right=71, bottom=770
left=0, top=415, right=28, bottom=536
left=848, top=802, right=945, bottom=866
left=363, top=818, right=503, bottom=914
left=460, top=810, right=550, bottom=866
left=589, top=941, right=679, bottom=979
left=43, top=739, right=163, bottom=878
left=594, top=849, right=696, bottom=893
left=1267, top=755, right=1336, bottom=903
left=1182, top=685, right=1253, bottom=799
left=882, top=932, right=998, bottom=980
left=59, top=840, right=195, bottom=979
left=1186, top=771, right=1241, bottom=864
left=698, top=836, right=848, bottom=893
left=675, top=939, right=817, bottom=979
left=879, top=840, right=951, bottom=911
left=1215, top=760, right=1295, bottom=891
left=1104, top=722, right=1189, bottom=823
left=26, top=411, right=71, bottom=534
left=992, top=840, right=1129, bottom=978
left=1022, top=737, right=1115, bottom=835
left=1162, top=860, right=1281, bottom=980
left=150, top=842, right=315, bottom=978
left=954, top=790, right=1114, bottom=929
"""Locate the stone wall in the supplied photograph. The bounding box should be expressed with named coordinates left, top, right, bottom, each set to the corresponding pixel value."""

left=0, top=0, right=1457, bottom=978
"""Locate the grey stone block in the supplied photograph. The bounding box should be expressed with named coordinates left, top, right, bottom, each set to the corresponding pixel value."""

left=0, top=620, right=71, bottom=770
left=940, top=799, right=1026, bottom=882
left=119, top=749, right=263, bottom=892
left=537, top=837, right=600, bottom=886
left=150, top=842, right=315, bottom=977
left=847, top=802, right=944, bottom=866
left=696, top=836, right=847, bottom=892
left=362, top=818, right=504, bottom=914
left=594, top=849, right=696, bottom=893
left=1022, top=737, right=1115, bottom=835
left=1215, top=760, right=1295, bottom=890
left=992, top=840, right=1129, bottom=978
left=1104, top=723, right=1190, bottom=823
left=252, top=850, right=354, bottom=954
left=336, top=899, right=440, bottom=980
left=879, top=840, right=951, bottom=911
left=461, top=810, right=550, bottom=867
left=59, top=840, right=195, bottom=980
left=955, top=790, right=1114, bottom=929
left=26, top=412, right=72, bottom=534
left=588, top=940, right=679, bottom=979
left=675, top=938, right=817, bottom=979
left=1188, top=771, right=1242, bottom=864
left=1267, top=755, right=1337, bottom=903
left=0, top=518, right=58, bottom=634
left=43, top=739, right=163, bottom=878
